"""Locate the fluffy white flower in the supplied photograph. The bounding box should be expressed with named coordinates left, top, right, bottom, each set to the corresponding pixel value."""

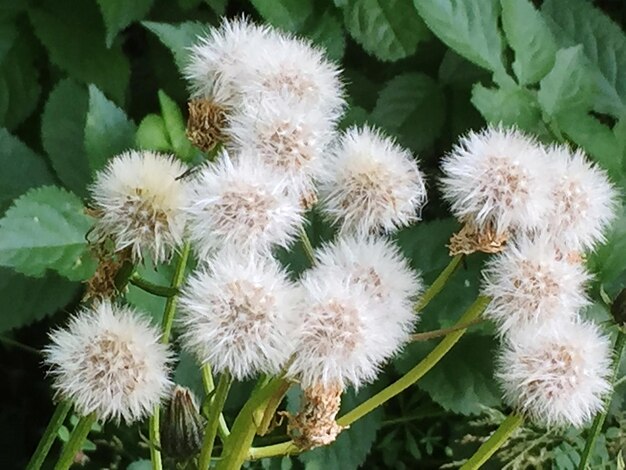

left=44, top=301, right=172, bottom=423
left=319, top=126, right=427, bottom=235
left=497, top=321, right=611, bottom=428
left=90, top=150, right=189, bottom=263
left=544, top=145, right=618, bottom=251
left=185, top=152, right=304, bottom=257
left=179, top=250, right=300, bottom=380
left=289, top=267, right=413, bottom=389
left=184, top=17, right=270, bottom=108
left=315, top=234, right=422, bottom=318
left=482, top=236, right=590, bottom=335
left=440, top=126, right=550, bottom=235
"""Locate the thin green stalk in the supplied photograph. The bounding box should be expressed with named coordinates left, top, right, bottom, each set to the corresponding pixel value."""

left=578, top=329, right=626, bottom=470
left=461, top=413, right=523, bottom=470
left=247, top=296, right=491, bottom=462
left=201, top=365, right=230, bottom=439
left=26, top=401, right=72, bottom=470
left=149, top=243, right=191, bottom=470
left=0, top=336, right=41, bottom=356
left=129, top=275, right=179, bottom=298
left=410, top=318, right=484, bottom=342
left=199, top=372, right=232, bottom=469
left=54, top=412, right=97, bottom=470
left=300, top=227, right=316, bottom=265
left=415, top=254, right=463, bottom=312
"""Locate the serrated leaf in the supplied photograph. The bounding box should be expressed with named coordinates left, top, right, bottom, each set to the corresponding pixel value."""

left=0, top=186, right=95, bottom=281
left=136, top=114, right=172, bottom=152
left=85, top=85, right=136, bottom=173
left=344, top=0, right=429, bottom=62
left=0, top=268, right=78, bottom=333
left=414, top=0, right=507, bottom=79
left=371, top=73, right=445, bottom=152
left=0, top=129, right=55, bottom=214
left=542, top=0, right=626, bottom=118
left=500, top=0, right=557, bottom=85
left=250, top=0, right=313, bottom=32
left=96, top=0, right=154, bottom=47
left=41, top=79, right=90, bottom=197
left=303, top=10, right=346, bottom=62
left=28, top=0, right=130, bottom=104
left=537, top=46, right=594, bottom=116
left=143, top=21, right=206, bottom=72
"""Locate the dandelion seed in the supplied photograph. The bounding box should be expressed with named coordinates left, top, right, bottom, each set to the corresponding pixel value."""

left=44, top=301, right=172, bottom=423
left=89, top=150, right=189, bottom=264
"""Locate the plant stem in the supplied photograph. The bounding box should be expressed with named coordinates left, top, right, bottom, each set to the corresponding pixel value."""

left=300, top=227, right=316, bottom=265
left=578, top=328, right=626, bottom=470
left=199, top=372, right=232, bottom=470
left=149, top=243, right=191, bottom=470
left=247, top=296, right=491, bottom=462
left=460, top=413, right=524, bottom=470
left=129, top=274, right=179, bottom=297
left=415, top=254, right=463, bottom=312
left=26, top=401, right=72, bottom=470
left=54, top=412, right=97, bottom=470
left=201, top=364, right=230, bottom=439
left=410, top=318, right=484, bottom=342
left=0, top=336, right=41, bottom=355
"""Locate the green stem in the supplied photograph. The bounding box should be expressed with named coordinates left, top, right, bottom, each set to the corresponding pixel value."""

left=26, top=401, right=72, bottom=470
left=149, top=243, right=191, bottom=470
left=410, top=318, right=484, bottom=342
left=247, top=296, right=491, bottom=462
left=578, top=329, right=626, bottom=470
left=129, top=274, right=180, bottom=298
left=300, top=227, right=316, bottom=266
left=0, top=336, right=40, bottom=355
left=216, top=377, right=288, bottom=470
left=415, top=254, right=463, bottom=312
left=256, top=379, right=291, bottom=436
left=199, top=372, right=232, bottom=470
left=201, top=365, right=230, bottom=440
left=54, top=412, right=97, bottom=470
left=460, top=413, right=524, bottom=470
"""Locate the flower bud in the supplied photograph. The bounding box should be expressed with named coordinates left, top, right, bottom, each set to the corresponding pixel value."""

left=160, top=386, right=206, bottom=460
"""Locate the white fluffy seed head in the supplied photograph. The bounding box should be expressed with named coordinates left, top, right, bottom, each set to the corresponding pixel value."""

left=482, top=235, right=590, bottom=335
left=544, top=145, right=618, bottom=252
left=90, top=150, right=189, bottom=263
left=497, top=321, right=612, bottom=428
left=440, top=126, right=551, bottom=235
left=289, top=266, right=414, bottom=389
left=179, top=250, right=300, bottom=380
left=185, top=152, right=304, bottom=258
left=44, top=301, right=172, bottom=423
left=319, top=126, right=427, bottom=235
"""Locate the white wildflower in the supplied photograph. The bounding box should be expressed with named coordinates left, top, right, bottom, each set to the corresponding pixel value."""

left=179, top=250, right=300, bottom=380
left=497, top=321, right=611, bottom=428
left=44, top=301, right=172, bottom=423
left=185, top=152, right=304, bottom=257
left=319, top=126, right=427, bottom=235
left=90, top=150, right=189, bottom=263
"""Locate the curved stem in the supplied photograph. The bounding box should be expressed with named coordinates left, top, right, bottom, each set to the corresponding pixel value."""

left=201, top=365, right=230, bottom=440
left=199, top=372, right=232, bottom=470
left=300, top=227, right=316, bottom=266
left=26, top=401, right=72, bottom=470
left=54, top=412, right=97, bottom=470
left=149, top=243, right=191, bottom=470
left=415, top=254, right=463, bottom=312
left=129, top=275, right=179, bottom=298
left=578, top=329, right=626, bottom=470
left=460, top=413, right=523, bottom=470
left=410, top=318, right=484, bottom=342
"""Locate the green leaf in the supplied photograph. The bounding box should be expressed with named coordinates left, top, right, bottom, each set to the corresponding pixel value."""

left=371, top=73, right=445, bottom=152
left=298, top=387, right=383, bottom=469
left=0, top=22, right=17, bottom=63
left=28, top=0, right=130, bottom=104
left=500, top=0, right=557, bottom=85
left=344, top=0, right=429, bottom=62
left=84, top=85, right=136, bottom=173
left=303, top=10, right=346, bottom=62
left=136, top=114, right=172, bottom=152
left=41, top=79, right=90, bottom=197
left=414, top=0, right=507, bottom=78
left=542, top=0, right=626, bottom=118
left=158, top=90, right=195, bottom=161
left=0, top=129, right=55, bottom=214
left=250, top=0, right=313, bottom=32
left=126, top=258, right=173, bottom=324
left=0, top=268, right=78, bottom=333
left=0, top=186, right=95, bottom=281
left=537, top=46, right=594, bottom=116
left=96, top=0, right=154, bottom=47
left=204, top=0, right=228, bottom=16
left=143, top=21, right=206, bottom=72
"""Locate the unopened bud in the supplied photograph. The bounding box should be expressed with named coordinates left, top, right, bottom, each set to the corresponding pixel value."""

left=161, top=386, right=205, bottom=460
left=611, top=288, right=626, bottom=327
